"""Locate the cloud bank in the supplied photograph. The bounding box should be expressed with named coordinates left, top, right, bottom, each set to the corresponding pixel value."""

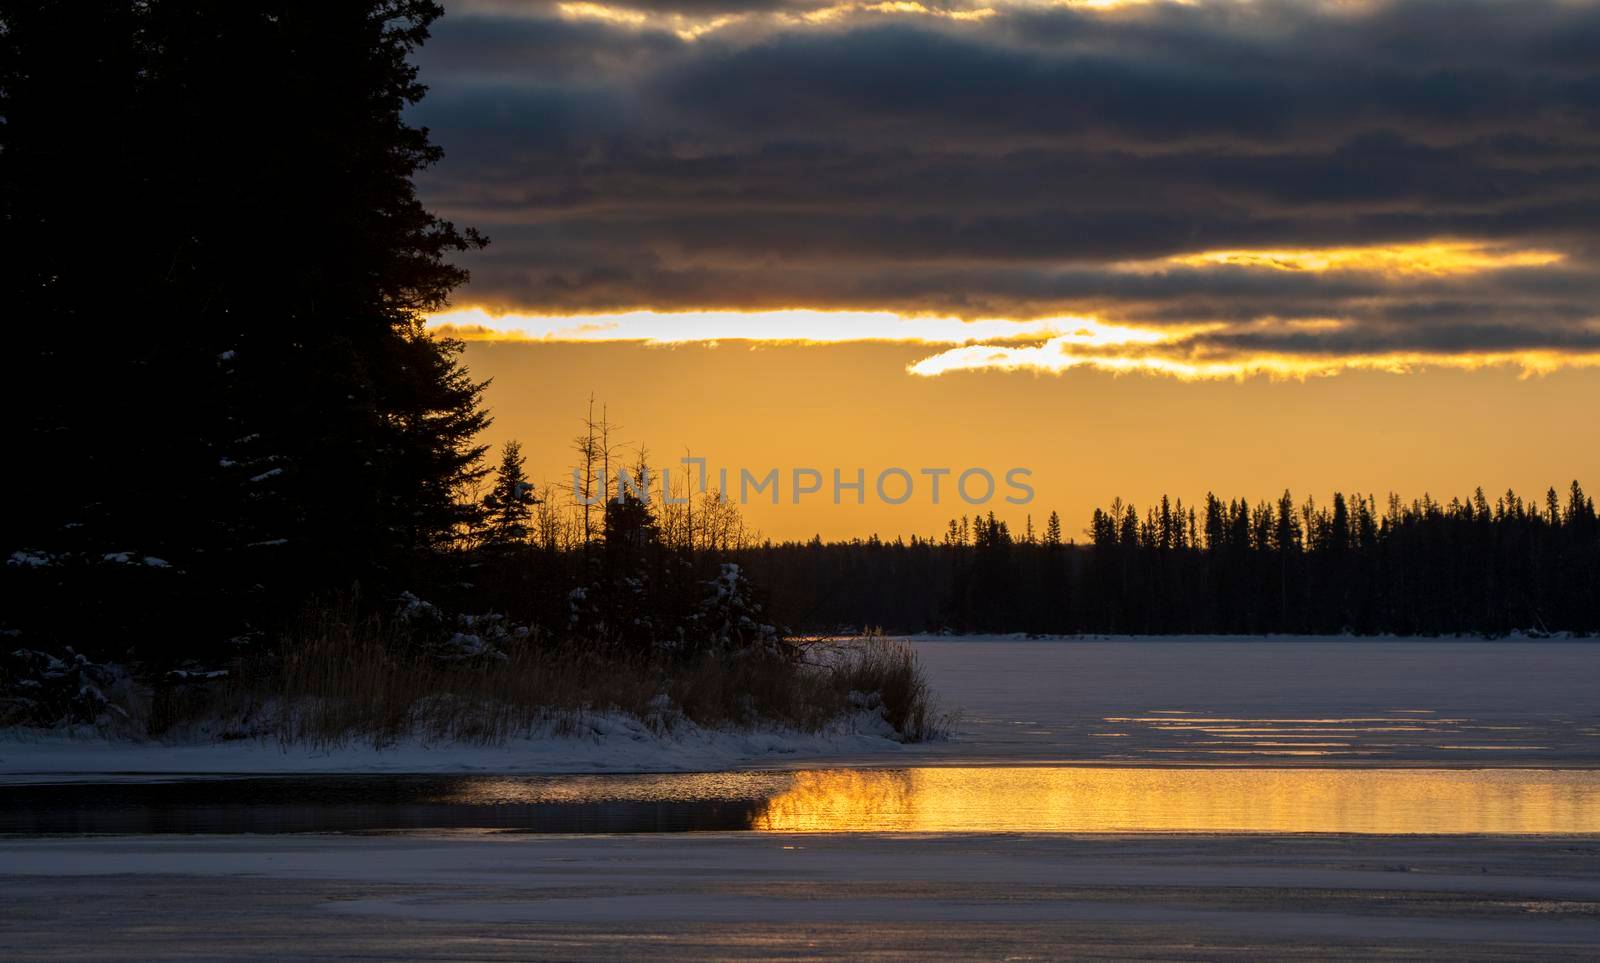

left=416, top=0, right=1600, bottom=376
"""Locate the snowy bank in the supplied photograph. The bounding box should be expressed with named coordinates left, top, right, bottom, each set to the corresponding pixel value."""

left=0, top=711, right=904, bottom=784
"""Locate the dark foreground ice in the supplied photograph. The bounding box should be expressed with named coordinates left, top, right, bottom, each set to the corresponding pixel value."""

left=3, top=833, right=1599, bottom=960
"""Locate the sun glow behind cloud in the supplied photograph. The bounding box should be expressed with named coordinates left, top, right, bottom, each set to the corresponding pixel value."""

left=425, top=238, right=1600, bottom=379
left=428, top=307, right=1113, bottom=346
left=428, top=306, right=1600, bottom=381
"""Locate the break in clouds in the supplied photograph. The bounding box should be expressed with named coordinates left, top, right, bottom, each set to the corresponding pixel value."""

left=414, top=0, right=1600, bottom=377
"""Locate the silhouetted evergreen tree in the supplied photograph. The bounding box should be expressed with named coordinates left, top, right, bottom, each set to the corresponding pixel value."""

left=482, top=441, right=536, bottom=548
left=3, top=1, right=487, bottom=661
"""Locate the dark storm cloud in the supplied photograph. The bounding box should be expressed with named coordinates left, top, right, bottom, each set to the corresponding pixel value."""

left=414, top=0, right=1600, bottom=361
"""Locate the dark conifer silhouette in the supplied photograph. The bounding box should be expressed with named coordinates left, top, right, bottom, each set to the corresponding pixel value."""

left=482, top=441, right=537, bottom=548
left=3, top=2, right=487, bottom=659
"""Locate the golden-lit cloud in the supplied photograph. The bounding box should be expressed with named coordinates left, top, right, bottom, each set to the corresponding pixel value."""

left=906, top=339, right=1600, bottom=381
left=794, top=2, right=998, bottom=24
left=1049, top=0, right=1177, bottom=9
left=555, top=2, right=647, bottom=27
left=555, top=1, right=747, bottom=41
left=547, top=0, right=1047, bottom=40
left=425, top=234, right=1598, bottom=380
left=540, top=0, right=1260, bottom=41
left=428, top=307, right=1104, bottom=345
left=1154, top=241, right=1565, bottom=278
left=429, top=304, right=1600, bottom=381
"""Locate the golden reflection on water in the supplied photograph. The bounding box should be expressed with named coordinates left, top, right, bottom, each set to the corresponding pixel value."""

left=749, top=768, right=1600, bottom=835
left=425, top=772, right=794, bottom=805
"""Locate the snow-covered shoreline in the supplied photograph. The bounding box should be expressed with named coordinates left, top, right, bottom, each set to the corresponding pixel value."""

left=0, top=711, right=905, bottom=784
left=7, top=635, right=1599, bottom=781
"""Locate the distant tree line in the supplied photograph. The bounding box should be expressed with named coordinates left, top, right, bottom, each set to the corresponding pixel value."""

left=737, top=484, right=1600, bottom=636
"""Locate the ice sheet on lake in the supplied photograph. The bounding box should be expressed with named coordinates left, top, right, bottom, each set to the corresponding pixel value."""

left=891, top=636, right=1600, bottom=767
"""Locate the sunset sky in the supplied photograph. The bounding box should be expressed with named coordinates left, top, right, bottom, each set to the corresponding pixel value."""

left=409, top=0, right=1600, bottom=540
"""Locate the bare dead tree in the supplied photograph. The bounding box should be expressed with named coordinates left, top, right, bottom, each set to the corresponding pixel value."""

left=572, top=394, right=598, bottom=551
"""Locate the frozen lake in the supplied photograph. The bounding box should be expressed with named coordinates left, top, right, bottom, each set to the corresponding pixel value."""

left=898, top=637, right=1600, bottom=766
left=3, top=638, right=1600, bottom=959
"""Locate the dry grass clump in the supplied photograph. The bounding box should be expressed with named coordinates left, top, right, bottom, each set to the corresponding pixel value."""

left=823, top=634, right=943, bottom=742
left=150, top=610, right=946, bottom=749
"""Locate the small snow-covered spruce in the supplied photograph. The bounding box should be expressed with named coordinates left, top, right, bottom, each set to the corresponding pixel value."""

left=6, top=550, right=56, bottom=568
left=643, top=692, right=685, bottom=735
left=395, top=590, right=443, bottom=624
left=683, top=563, right=782, bottom=656
left=96, top=552, right=175, bottom=568
left=391, top=592, right=523, bottom=665
left=1, top=647, right=133, bottom=728
left=566, top=584, right=607, bottom=639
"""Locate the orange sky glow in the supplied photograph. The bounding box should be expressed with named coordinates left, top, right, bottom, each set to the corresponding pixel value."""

left=414, top=2, right=1600, bottom=542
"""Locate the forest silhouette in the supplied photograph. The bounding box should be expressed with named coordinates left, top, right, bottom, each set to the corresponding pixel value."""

left=738, top=485, right=1600, bottom=636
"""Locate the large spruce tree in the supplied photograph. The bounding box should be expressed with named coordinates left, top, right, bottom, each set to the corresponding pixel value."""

left=2, top=2, right=487, bottom=660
